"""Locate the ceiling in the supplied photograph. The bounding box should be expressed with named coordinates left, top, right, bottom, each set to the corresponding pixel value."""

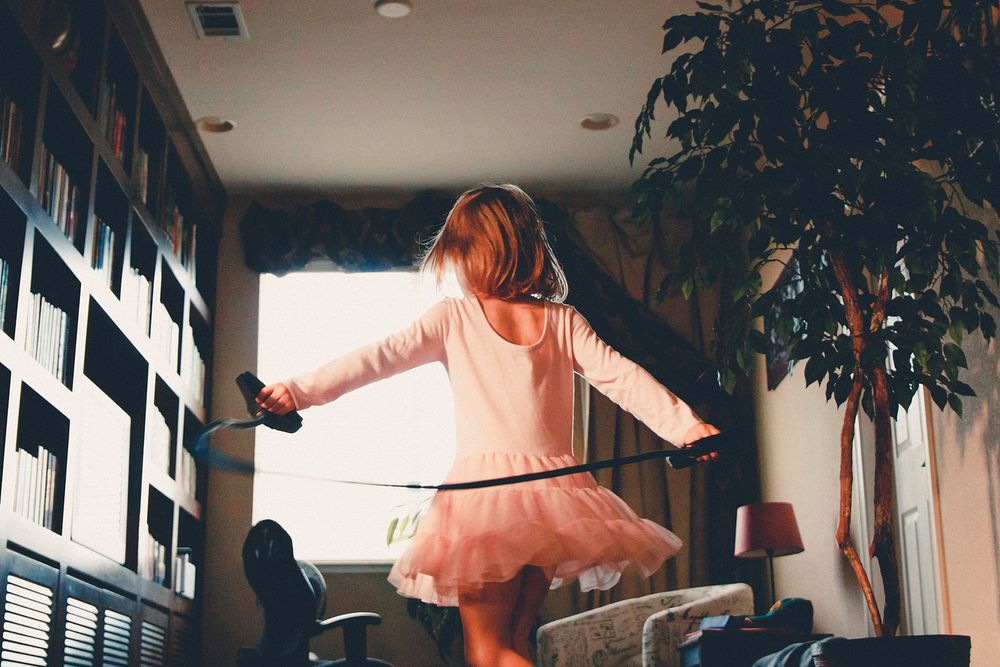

left=138, top=1, right=693, bottom=200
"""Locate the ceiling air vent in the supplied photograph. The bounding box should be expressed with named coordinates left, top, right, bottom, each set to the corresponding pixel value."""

left=186, top=2, right=249, bottom=39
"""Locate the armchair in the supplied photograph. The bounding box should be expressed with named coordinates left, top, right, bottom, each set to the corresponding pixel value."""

left=536, top=583, right=753, bottom=667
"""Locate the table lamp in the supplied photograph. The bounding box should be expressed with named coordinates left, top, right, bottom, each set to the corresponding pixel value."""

left=734, top=502, right=804, bottom=606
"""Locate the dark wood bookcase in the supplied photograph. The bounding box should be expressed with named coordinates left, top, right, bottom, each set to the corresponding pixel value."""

left=0, top=1, right=223, bottom=665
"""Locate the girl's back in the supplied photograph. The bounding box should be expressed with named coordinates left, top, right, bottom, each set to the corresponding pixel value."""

left=477, top=295, right=546, bottom=346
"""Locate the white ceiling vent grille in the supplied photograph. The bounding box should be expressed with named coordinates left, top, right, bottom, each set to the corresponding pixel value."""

left=186, top=2, right=249, bottom=39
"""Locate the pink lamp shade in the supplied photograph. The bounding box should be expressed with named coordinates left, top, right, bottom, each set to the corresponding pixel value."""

left=734, top=502, right=804, bottom=558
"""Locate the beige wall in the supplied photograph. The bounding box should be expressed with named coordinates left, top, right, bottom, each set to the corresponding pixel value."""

left=201, top=196, right=444, bottom=666
left=932, top=332, right=1000, bottom=666
left=928, top=205, right=1000, bottom=665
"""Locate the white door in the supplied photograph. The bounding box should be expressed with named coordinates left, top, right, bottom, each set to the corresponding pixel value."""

left=891, top=388, right=943, bottom=635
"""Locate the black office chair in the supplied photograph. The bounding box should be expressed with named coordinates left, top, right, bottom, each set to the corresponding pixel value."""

left=238, top=519, right=393, bottom=667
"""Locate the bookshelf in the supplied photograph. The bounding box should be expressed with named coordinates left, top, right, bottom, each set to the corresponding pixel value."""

left=0, top=1, right=223, bottom=665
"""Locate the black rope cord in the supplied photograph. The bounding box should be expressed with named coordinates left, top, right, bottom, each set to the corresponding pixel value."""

left=192, top=416, right=723, bottom=491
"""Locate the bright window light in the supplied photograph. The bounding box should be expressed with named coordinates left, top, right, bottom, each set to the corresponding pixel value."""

left=254, top=269, right=459, bottom=563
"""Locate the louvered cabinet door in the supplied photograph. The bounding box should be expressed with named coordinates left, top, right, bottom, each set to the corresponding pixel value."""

left=61, top=576, right=103, bottom=666
left=100, top=589, right=135, bottom=667
left=168, top=613, right=198, bottom=667
left=139, top=604, right=169, bottom=667
left=1, top=552, right=59, bottom=667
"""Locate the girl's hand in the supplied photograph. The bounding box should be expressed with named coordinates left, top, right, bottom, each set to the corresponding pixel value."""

left=682, top=422, right=721, bottom=462
left=256, top=383, right=296, bottom=416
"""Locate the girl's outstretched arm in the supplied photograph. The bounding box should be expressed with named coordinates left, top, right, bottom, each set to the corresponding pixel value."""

left=257, top=300, right=450, bottom=413
left=569, top=307, right=718, bottom=448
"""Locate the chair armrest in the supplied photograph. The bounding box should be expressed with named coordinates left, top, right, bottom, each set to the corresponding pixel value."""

left=536, top=592, right=687, bottom=667
left=314, top=611, right=383, bottom=635
left=641, top=583, right=754, bottom=667
left=313, top=612, right=384, bottom=665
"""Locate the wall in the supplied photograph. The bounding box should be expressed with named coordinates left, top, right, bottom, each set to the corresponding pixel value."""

left=202, top=196, right=444, bottom=666
left=927, top=203, right=1000, bottom=665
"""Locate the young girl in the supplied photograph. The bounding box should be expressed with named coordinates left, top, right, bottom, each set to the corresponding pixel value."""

left=256, top=184, right=719, bottom=667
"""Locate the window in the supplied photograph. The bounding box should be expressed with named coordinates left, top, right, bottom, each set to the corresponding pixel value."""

left=254, top=270, right=458, bottom=563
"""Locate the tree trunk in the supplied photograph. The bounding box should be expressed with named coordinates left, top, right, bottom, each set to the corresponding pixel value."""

left=871, top=365, right=901, bottom=636
left=829, top=251, right=886, bottom=635
left=836, top=372, right=884, bottom=636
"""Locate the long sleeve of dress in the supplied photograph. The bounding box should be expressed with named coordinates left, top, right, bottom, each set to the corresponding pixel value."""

left=283, top=300, right=450, bottom=410
left=569, top=307, right=703, bottom=446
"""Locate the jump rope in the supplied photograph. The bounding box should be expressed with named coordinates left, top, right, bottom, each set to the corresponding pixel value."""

left=191, top=372, right=724, bottom=490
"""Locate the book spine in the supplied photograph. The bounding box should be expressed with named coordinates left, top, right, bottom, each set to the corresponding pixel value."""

left=0, top=258, right=8, bottom=332
left=14, top=448, right=26, bottom=516
left=44, top=447, right=56, bottom=530
left=29, top=447, right=39, bottom=524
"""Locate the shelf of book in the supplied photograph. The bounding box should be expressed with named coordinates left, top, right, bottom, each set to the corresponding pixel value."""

left=102, top=26, right=138, bottom=176
left=0, top=1, right=221, bottom=663
left=0, top=188, right=25, bottom=340
left=0, top=5, right=40, bottom=190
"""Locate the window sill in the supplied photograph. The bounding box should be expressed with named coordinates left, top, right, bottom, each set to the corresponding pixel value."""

left=312, top=561, right=394, bottom=575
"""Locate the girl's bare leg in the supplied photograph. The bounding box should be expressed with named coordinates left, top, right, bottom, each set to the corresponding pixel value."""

left=509, top=565, right=552, bottom=661
left=459, top=572, right=534, bottom=667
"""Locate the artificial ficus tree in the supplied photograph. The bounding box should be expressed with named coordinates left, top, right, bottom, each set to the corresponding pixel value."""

left=630, top=0, right=1000, bottom=636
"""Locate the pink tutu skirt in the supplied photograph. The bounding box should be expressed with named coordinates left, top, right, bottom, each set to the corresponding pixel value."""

left=387, top=451, right=683, bottom=607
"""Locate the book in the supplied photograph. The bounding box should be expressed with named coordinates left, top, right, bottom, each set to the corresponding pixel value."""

left=152, top=300, right=179, bottom=370
left=0, top=90, right=23, bottom=169
left=0, top=257, right=9, bottom=331
left=14, top=445, right=59, bottom=530
left=121, top=267, right=152, bottom=335
left=136, top=146, right=149, bottom=205
left=91, top=216, right=116, bottom=289
left=149, top=409, right=172, bottom=474
left=172, top=549, right=196, bottom=598
left=39, top=145, right=83, bottom=245
left=103, top=81, right=129, bottom=164
left=25, top=292, right=71, bottom=383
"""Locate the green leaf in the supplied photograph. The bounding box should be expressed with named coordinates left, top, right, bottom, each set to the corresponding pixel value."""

left=682, top=277, right=695, bottom=300
left=947, top=394, right=963, bottom=418
left=951, top=380, right=976, bottom=397
left=662, top=27, right=685, bottom=54
left=943, top=343, right=967, bottom=369
left=821, top=0, right=856, bottom=18
left=948, top=320, right=965, bottom=344
left=711, top=209, right=727, bottom=232
left=386, top=518, right=399, bottom=546
left=930, top=386, right=948, bottom=410
left=982, top=313, right=997, bottom=339
left=804, top=355, right=826, bottom=387
left=718, top=368, right=737, bottom=395
left=696, top=1, right=723, bottom=10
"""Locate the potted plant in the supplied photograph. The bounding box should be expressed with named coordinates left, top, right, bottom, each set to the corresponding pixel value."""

left=629, top=0, right=998, bottom=658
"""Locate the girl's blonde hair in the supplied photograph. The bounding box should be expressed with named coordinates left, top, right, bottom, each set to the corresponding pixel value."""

left=421, top=184, right=569, bottom=302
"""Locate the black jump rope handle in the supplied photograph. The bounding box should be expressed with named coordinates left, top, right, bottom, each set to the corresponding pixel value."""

left=236, top=371, right=304, bottom=434
left=665, top=433, right=721, bottom=469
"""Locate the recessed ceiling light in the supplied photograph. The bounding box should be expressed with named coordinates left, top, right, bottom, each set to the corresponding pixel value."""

left=579, top=113, right=620, bottom=131
left=195, top=116, right=237, bottom=133
left=374, top=0, right=412, bottom=18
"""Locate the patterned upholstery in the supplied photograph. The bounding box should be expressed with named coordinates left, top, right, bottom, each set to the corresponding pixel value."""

left=536, top=583, right=754, bottom=667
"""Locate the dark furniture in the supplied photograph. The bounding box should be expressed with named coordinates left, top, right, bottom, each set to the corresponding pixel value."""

left=811, top=635, right=971, bottom=667
left=0, top=0, right=222, bottom=664
left=679, top=628, right=832, bottom=667
left=238, top=519, right=393, bottom=667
